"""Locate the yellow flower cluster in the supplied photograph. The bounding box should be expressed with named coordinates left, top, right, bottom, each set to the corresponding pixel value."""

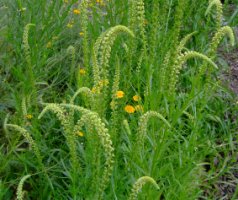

left=133, top=95, right=141, bottom=102
left=25, top=114, right=33, bottom=120
left=124, top=105, right=135, bottom=113
left=114, top=91, right=143, bottom=114
left=116, top=91, right=124, bottom=98
left=79, top=68, right=86, bottom=75
left=124, top=105, right=144, bottom=114
left=73, top=9, right=80, bottom=15
left=76, top=131, right=84, bottom=137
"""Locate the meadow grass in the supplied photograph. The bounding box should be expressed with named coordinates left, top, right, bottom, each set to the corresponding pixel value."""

left=0, top=0, right=238, bottom=199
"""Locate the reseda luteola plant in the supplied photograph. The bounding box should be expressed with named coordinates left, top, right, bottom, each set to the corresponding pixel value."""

left=109, top=58, right=122, bottom=142
left=5, top=124, right=43, bottom=170
left=79, top=0, right=90, bottom=69
left=209, top=26, right=235, bottom=56
left=39, top=104, right=80, bottom=172
left=128, top=176, right=159, bottom=200
left=137, top=111, right=171, bottom=150
left=22, top=23, right=37, bottom=109
left=91, top=25, right=134, bottom=115
left=67, top=45, right=76, bottom=85
left=16, top=175, right=31, bottom=200
left=160, top=31, right=197, bottom=93
left=128, top=0, right=147, bottom=76
left=4, top=0, right=237, bottom=199
left=93, top=25, right=134, bottom=82
left=199, top=25, right=235, bottom=75
left=23, top=24, right=35, bottom=85
left=169, top=50, right=218, bottom=96
left=71, top=87, right=93, bottom=106
left=161, top=0, right=187, bottom=92
left=60, top=103, right=114, bottom=200
left=39, top=103, right=114, bottom=199
left=38, top=104, right=81, bottom=198
left=5, top=123, right=52, bottom=189
left=197, top=1, right=235, bottom=96
left=206, top=0, right=223, bottom=29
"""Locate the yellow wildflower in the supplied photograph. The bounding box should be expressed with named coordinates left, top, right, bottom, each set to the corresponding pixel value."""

left=79, top=68, right=86, bottom=75
left=25, top=114, right=33, bottom=120
left=76, top=131, right=84, bottom=137
left=116, top=91, right=124, bottom=99
left=79, top=32, right=84, bottom=36
left=124, top=105, right=135, bottom=114
left=133, top=95, right=141, bottom=102
left=73, top=9, right=80, bottom=15
left=64, top=0, right=69, bottom=3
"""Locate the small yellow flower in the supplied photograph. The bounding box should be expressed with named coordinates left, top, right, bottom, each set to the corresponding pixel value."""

left=124, top=105, right=135, bottom=114
left=76, top=131, right=84, bottom=137
left=144, top=20, right=148, bottom=25
left=116, top=91, right=124, bottom=99
left=64, top=0, right=69, bottom=3
left=79, top=32, right=84, bottom=36
left=133, top=95, right=141, bottom=102
left=79, top=68, right=86, bottom=75
left=73, top=9, right=80, bottom=15
left=25, top=114, right=33, bottom=120
left=135, top=105, right=144, bottom=112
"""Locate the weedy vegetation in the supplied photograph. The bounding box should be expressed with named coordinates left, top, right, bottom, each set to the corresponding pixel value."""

left=0, top=0, right=238, bottom=199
